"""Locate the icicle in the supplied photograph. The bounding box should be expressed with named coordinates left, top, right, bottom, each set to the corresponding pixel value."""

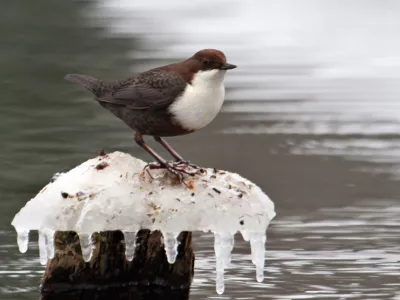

left=38, top=230, right=48, bottom=265
left=215, top=253, right=225, bottom=294
left=123, top=231, right=137, bottom=262
left=162, top=232, right=180, bottom=264
left=214, top=232, right=235, bottom=295
left=16, top=228, right=29, bottom=253
left=249, top=232, right=267, bottom=282
left=45, top=229, right=55, bottom=259
left=223, top=234, right=234, bottom=268
left=79, top=233, right=94, bottom=262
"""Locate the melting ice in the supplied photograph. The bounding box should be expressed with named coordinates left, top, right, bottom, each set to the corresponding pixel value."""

left=79, top=233, right=95, bottom=262
left=214, top=232, right=235, bottom=294
left=213, top=231, right=266, bottom=294
left=123, top=231, right=137, bottom=262
left=38, top=231, right=48, bottom=265
left=162, top=232, right=180, bottom=264
left=16, top=228, right=29, bottom=253
left=249, top=232, right=267, bottom=282
left=45, top=229, right=56, bottom=260
left=36, top=229, right=57, bottom=265
left=10, top=152, right=276, bottom=294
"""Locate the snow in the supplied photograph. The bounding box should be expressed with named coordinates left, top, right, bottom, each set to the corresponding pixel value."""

left=11, top=151, right=275, bottom=294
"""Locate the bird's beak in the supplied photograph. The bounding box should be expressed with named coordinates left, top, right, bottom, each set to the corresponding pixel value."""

left=220, top=63, right=237, bottom=70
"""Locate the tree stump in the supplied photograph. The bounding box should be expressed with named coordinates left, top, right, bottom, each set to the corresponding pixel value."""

left=40, top=230, right=194, bottom=300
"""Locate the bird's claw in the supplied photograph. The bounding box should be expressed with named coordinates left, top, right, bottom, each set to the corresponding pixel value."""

left=143, top=160, right=206, bottom=184
left=171, top=161, right=206, bottom=176
left=175, top=159, right=191, bottom=165
left=173, top=160, right=205, bottom=171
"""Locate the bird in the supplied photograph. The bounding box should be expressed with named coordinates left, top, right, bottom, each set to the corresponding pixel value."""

left=65, top=49, right=236, bottom=175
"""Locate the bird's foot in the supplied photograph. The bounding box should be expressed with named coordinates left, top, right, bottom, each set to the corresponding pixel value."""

left=143, top=161, right=206, bottom=183
left=173, top=159, right=203, bottom=170
left=176, top=159, right=190, bottom=165
left=171, top=161, right=207, bottom=176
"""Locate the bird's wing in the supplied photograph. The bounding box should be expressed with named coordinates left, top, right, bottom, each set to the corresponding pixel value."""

left=97, top=70, right=187, bottom=110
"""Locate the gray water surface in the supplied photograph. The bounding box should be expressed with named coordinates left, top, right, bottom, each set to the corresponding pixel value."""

left=1, top=1, right=400, bottom=299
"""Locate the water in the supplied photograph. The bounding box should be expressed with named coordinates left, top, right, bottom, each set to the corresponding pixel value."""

left=1, top=0, right=400, bottom=299
left=96, top=0, right=400, bottom=176
left=192, top=200, right=400, bottom=299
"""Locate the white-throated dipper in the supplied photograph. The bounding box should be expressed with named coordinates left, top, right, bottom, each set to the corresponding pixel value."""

left=65, top=49, right=236, bottom=175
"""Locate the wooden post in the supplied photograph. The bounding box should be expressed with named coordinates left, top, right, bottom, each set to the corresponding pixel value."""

left=40, top=230, right=194, bottom=300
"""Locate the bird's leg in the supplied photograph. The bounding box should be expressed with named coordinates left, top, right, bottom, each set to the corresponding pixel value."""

left=134, top=133, right=183, bottom=179
left=153, top=136, right=203, bottom=172
left=153, top=136, right=185, bottom=162
left=134, top=133, right=203, bottom=178
left=134, top=132, right=168, bottom=165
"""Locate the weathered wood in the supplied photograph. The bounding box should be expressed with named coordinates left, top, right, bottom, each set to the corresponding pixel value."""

left=40, top=230, right=194, bottom=300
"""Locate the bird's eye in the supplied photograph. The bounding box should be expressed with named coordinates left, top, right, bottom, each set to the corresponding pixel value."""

left=202, top=59, right=211, bottom=66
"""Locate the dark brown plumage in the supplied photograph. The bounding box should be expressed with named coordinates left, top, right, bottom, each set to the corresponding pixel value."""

left=66, top=70, right=189, bottom=136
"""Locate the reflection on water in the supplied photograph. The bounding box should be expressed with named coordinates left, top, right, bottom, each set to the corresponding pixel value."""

left=1, top=0, right=400, bottom=299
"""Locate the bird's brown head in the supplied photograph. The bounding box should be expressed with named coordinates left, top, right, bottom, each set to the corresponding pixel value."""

left=189, top=49, right=236, bottom=71
left=162, top=49, right=236, bottom=84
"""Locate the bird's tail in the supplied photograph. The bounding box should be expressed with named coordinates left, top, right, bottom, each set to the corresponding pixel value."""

left=64, top=74, right=106, bottom=97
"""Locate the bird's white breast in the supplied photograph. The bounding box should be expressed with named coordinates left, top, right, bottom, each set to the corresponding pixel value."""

left=169, top=69, right=226, bottom=131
